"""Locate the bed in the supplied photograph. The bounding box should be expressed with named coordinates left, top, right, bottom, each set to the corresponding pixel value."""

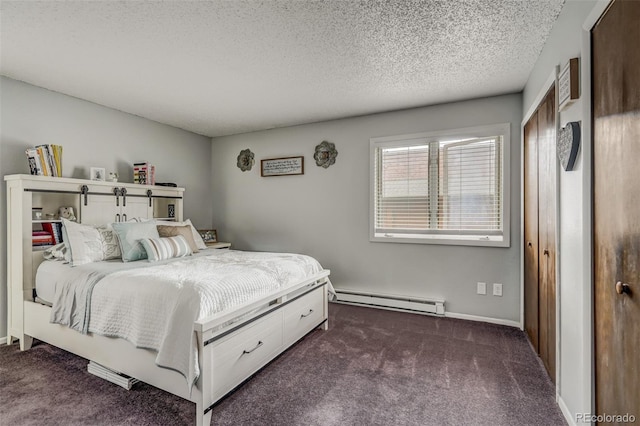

left=27, top=247, right=332, bottom=426
left=5, top=175, right=332, bottom=425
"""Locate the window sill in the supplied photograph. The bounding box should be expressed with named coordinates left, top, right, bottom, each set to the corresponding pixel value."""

left=370, top=232, right=509, bottom=248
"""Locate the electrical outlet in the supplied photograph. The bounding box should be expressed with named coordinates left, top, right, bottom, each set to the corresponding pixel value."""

left=493, top=283, right=503, bottom=296
left=477, top=282, right=486, bottom=295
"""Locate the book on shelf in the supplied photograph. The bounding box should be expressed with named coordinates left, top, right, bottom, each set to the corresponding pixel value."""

left=25, top=144, right=63, bottom=176
left=32, top=230, right=54, bottom=246
left=37, top=147, right=49, bottom=176
left=41, top=222, right=63, bottom=244
left=32, top=237, right=53, bottom=240
left=26, top=149, right=40, bottom=175
left=133, top=162, right=155, bottom=185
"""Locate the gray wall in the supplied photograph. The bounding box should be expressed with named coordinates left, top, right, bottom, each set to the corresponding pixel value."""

left=211, top=93, right=522, bottom=322
left=0, top=76, right=213, bottom=340
left=522, top=0, right=599, bottom=421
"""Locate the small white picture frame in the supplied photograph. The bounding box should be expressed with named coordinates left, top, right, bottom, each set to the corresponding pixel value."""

left=90, top=167, right=106, bottom=181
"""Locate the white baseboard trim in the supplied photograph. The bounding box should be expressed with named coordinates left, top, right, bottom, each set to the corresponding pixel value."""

left=334, top=300, right=520, bottom=328
left=558, top=395, right=577, bottom=426
left=444, top=311, right=520, bottom=328
left=0, top=336, right=7, bottom=345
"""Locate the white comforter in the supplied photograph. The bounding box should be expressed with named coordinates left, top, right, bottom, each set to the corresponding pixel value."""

left=48, top=250, right=331, bottom=389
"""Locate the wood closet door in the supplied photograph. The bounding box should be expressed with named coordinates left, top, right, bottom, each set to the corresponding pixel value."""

left=537, top=87, right=556, bottom=382
left=524, top=114, right=539, bottom=352
left=593, top=0, right=640, bottom=418
left=523, top=86, right=556, bottom=383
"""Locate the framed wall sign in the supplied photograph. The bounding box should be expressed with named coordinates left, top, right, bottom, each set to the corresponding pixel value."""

left=261, top=156, right=304, bottom=177
left=558, top=58, right=579, bottom=111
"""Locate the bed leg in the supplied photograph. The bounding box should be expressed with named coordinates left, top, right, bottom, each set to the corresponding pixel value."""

left=196, top=405, right=213, bottom=426
left=321, top=321, right=328, bottom=331
left=20, top=335, right=33, bottom=351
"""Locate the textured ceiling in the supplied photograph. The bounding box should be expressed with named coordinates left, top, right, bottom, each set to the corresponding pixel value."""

left=0, top=0, right=565, bottom=138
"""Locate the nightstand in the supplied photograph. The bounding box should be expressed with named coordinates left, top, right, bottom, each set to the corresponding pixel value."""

left=205, top=242, right=231, bottom=250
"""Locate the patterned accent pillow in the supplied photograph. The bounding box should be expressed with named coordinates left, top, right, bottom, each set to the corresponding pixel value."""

left=112, top=221, right=160, bottom=262
left=157, top=225, right=199, bottom=253
left=61, top=219, right=126, bottom=265
left=154, top=219, right=207, bottom=250
left=97, top=227, right=121, bottom=260
left=140, top=235, right=193, bottom=262
left=61, top=218, right=104, bottom=266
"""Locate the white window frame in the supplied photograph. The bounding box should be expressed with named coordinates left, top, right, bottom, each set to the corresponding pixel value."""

left=369, top=123, right=510, bottom=247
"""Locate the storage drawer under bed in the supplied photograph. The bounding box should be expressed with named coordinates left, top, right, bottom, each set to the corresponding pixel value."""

left=283, top=286, right=324, bottom=346
left=209, top=309, right=283, bottom=401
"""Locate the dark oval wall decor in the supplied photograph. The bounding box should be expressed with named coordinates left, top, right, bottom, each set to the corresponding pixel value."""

left=557, top=121, right=581, bottom=171
left=237, top=148, right=255, bottom=172
left=314, top=141, right=338, bottom=168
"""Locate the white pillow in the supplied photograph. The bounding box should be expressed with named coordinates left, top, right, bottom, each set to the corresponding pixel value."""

left=61, top=219, right=123, bottom=265
left=140, top=235, right=192, bottom=262
left=154, top=219, right=207, bottom=250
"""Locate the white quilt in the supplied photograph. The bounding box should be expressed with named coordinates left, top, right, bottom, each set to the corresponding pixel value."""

left=48, top=250, right=332, bottom=389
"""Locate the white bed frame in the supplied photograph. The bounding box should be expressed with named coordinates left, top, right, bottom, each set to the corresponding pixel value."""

left=5, top=174, right=331, bottom=426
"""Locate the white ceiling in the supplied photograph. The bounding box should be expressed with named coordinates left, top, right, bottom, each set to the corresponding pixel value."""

left=0, top=0, right=564, bottom=138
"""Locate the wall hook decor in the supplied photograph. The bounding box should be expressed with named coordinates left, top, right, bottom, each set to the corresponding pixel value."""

left=314, top=141, right=338, bottom=168
left=237, top=148, right=255, bottom=172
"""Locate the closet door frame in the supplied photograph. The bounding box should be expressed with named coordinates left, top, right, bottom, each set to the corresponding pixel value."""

left=520, top=68, right=561, bottom=388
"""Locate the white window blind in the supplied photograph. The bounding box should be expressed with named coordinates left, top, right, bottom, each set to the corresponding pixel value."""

left=439, top=138, right=502, bottom=233
left=376, top=144, right=430, bottom=231
left=370, top=124, right=509, bottom=247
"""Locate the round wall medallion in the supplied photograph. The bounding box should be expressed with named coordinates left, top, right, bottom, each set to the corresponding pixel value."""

left=237, top=148, right=255, bottom=172
left=557, top=121, right=581, bottom=171
left=314, top=141, right=338, bottom=168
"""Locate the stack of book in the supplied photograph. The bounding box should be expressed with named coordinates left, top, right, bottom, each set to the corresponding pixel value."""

left=42, top=222, right=64, bottom=244
left=32, top=230, right=54, bottom=247
left=133, top=162, right=155, bottom=185
left=25, top=145, right=63, bottom=177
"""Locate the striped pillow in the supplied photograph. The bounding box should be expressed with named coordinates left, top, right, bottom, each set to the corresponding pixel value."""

left=140, top=235, right=192, bottom=262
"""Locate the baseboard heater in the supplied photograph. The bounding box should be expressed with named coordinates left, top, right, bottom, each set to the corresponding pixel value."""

left=88, top=361, right=139, bottom=390
left=334, top=289, right=445, bottom=316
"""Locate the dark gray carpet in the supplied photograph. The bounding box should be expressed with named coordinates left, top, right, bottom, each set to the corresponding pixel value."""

left=0, top=303, right=566, bottom=425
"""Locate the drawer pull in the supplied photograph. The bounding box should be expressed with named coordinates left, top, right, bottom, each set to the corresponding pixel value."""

left=242, top=341, right=263, bottom=355
left=300, top=309, right=314, bottom=318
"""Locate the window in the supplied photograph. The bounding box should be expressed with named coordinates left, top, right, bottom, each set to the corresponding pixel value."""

left=370, top=123, right=510, bottom=247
